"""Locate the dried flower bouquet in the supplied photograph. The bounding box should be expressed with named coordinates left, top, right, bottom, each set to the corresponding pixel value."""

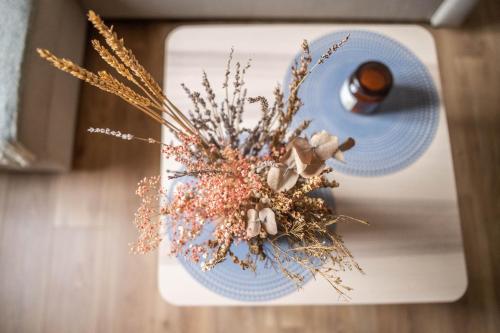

left=38, top=11, right=366, bottom=298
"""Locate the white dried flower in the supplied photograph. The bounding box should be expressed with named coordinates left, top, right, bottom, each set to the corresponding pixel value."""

left=267, top=132, right=348, bottom=192
left=246, top=207, right=277, bottom=238
left=87, top=127, right=135, bottom=140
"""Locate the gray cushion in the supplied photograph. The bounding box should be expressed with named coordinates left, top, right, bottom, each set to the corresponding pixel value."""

left=0, top=0, right=32, bottom=164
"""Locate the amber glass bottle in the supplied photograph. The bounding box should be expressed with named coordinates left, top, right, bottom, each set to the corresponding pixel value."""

left=340, top=61, right=393, bottom=114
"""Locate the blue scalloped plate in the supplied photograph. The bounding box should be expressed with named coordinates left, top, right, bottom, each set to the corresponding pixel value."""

left=175, top=225, right=314, bottom=302
left=284, top=30, right=440, bottom=177
left=165, top=179, right=323, bottom=302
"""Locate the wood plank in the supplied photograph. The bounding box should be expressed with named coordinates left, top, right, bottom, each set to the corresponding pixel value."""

left=1, top=0, right=500, bottom=330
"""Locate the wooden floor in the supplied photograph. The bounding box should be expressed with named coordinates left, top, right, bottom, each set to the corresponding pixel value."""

left=1, top=1, right=499, bottom=332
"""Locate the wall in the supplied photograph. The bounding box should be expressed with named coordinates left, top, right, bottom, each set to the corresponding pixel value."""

left=81, top=0, right=444, bottom=21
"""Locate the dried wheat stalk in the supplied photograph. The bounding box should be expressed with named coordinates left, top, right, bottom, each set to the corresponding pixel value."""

left=37, top=10, right=209, bottom=149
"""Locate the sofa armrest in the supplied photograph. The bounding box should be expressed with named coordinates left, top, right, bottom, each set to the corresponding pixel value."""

left=1, top=0, right=86, bottom=171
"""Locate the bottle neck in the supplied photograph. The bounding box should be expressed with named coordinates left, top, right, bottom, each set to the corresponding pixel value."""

left=349, top=61, right=393, bottom=102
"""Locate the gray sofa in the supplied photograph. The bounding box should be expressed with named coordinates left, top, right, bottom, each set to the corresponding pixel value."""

left=0, top=0, right=477, bottom=171
left=0, top=0, right=86, bottom=171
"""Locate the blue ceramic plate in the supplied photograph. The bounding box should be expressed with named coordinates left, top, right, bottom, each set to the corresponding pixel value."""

left=175, top=226, right=313, bottom=302
left=284, top=30, right=440, bottom=176
left=165, top=179, right=318, bottom=302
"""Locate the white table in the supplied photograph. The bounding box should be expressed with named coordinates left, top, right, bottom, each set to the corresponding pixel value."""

left=159, top=24, right=467, bottom=305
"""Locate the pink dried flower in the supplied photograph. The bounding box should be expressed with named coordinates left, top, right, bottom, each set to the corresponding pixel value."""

left=131, top=136, right=264, bottom=262
left=130, top=176, right=163, bottom=254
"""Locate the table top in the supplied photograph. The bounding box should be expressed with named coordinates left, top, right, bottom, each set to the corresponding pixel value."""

left=159, top=24, right=467, bottom=306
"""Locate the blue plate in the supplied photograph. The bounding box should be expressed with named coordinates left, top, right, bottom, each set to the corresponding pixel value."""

left=165, top=179, right=319, bottom=302
left=284, top=30, right=440, bottom=176
left=175, top=226, right=314, bottom=302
